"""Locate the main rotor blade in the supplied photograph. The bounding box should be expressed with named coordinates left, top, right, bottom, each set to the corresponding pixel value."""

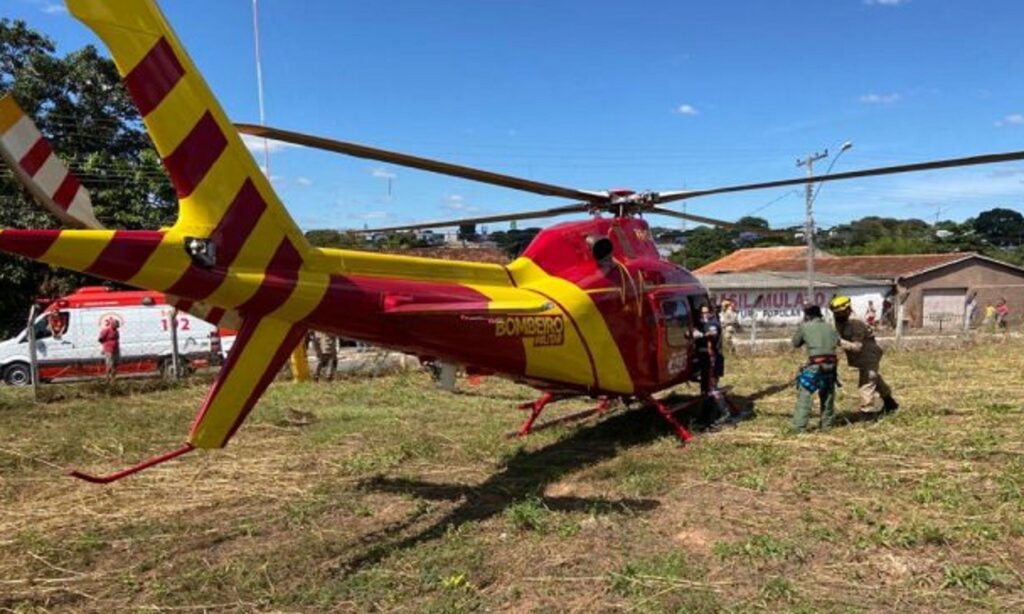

left=236, top=123, right=606, bottom=202
left=656, top=149, right=1024, bottom=203
left=649, top=207, right=791, bottom=237
left=357, top=202, right=592, bottom=233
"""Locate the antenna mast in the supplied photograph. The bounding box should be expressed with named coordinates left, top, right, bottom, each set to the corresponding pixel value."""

left=252, top=0, right=270, bottom=174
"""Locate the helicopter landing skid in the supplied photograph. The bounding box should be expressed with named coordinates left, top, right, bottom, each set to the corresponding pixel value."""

left=646, top=395, right=695, bottom=444
left=509, top=394, right=612, bottom=438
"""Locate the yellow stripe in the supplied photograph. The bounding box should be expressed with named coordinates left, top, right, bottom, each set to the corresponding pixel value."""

left=69, top=0, right=310, bottom=255
left=173, top=154, right=249, bottom=236
left=322, top=248, right=513, bottom=286
left=200, top=213, right=287, bottom=308
left=127, top=230, right=194, bottom=291
left=142, top=79, right=199, bottom=158
left=0, top=95, right=24, bottom=135
left=273, top=269, right=330, bottom=322
left=507, top=257, right=633, bottom=393
left=189, top=316, right=294, bottom=448
left=467, top=283, right=595, bottom=389
left=41, top=230, right=116, bottom=271
left=66, top=1, right=161, bottom=76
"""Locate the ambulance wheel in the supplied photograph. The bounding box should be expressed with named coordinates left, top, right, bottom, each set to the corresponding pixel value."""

left=4, top=362, right=32, bottom=386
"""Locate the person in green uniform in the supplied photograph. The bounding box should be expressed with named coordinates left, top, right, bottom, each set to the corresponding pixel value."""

left=791, top=305, right=839, bottom=432
left=829, top=295, right=899, bottom=414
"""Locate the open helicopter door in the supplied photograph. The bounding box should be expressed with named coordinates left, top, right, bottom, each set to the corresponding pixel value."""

left=646, top=290, right=695, bottom=384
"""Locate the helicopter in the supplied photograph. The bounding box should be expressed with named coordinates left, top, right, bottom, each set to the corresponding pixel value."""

left=1, top=0, right=1023, bottom=484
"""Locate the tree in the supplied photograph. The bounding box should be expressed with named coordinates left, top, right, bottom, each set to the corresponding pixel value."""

left=305, top=229, right=366, bottom=249
left=973, top=207, right=1024, bottom=248
left=669, top=226, right=735, bottom=270
left=489, top=227, right=541, bottom=258
left=735, top=215, right=769, bottom=229
left=0, top=19, right=175, bottom=334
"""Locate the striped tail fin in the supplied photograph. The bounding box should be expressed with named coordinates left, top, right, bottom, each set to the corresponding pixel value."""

left=0, top=94, right=102, bottom=230
left=66, top=0, right=310, bottom=272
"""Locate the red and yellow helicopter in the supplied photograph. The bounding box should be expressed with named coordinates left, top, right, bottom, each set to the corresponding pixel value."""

left=2, top=0, right=1023, bottom=483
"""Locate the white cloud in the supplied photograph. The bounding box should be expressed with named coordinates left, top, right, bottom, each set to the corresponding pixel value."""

left=859, top=92, right=901, bottom=104
left=41, top=2, right=68, bottom=14
left=353, top=210, right=391, bottom=221
left=240, top=133, right=298, bottom=155
left=675, top=104, right=699, bottom=116
left=994, top=113, right=1024, bottom=127
left=296, top=176, right=313, bottom=187
left=371, top=167, right=397, bottom=180
left=442, top=193, right=479, bottom=213
left=864, top=0, right=908, bottom=6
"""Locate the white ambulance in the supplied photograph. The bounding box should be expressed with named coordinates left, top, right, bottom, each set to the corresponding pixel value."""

left=0, top=286, right=235, bottom=385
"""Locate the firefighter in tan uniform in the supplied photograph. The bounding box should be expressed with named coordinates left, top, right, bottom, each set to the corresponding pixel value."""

left=829, top=296, right=899, bottom=414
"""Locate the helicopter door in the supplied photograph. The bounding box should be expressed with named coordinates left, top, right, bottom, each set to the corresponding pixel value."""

left=649, top=293, right=693, bottom=382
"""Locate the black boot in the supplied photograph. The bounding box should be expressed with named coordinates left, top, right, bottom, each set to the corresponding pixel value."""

left=882, top=396, right=900, bottom=413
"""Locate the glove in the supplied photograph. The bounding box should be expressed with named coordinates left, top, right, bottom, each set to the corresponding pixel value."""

left=692, top=330, right=704, bottom=339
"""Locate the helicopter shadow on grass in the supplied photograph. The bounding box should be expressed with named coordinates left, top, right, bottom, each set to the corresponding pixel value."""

left=336, top=388, right=774, bottom=576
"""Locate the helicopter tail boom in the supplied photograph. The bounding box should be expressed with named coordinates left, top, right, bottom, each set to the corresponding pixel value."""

left=66, top=0, right=310, bottom=272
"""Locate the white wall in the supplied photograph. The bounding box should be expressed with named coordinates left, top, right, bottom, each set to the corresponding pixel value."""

left=709, top=285, right=889, bottom=327
left=842, top=286, right=888, bottom=324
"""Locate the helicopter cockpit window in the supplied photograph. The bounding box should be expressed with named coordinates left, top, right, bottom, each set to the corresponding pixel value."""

left=660, top=300, right=690, bottom=348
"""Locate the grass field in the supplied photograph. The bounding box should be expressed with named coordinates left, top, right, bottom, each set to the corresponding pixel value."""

left=2, top=339, right=1023, bottom=612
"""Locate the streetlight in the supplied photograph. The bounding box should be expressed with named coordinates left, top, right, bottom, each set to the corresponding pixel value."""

left=797, top=141, right=853, bottom=304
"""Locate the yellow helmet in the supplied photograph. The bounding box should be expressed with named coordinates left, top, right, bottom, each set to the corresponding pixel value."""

left=829, top=295, right=852, bottom=312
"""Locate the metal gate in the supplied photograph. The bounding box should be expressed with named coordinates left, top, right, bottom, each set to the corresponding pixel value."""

left=922, top=288, right=965, bottom=330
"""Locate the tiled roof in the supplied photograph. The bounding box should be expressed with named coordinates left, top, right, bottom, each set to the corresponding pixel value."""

left=745, top=252, right=974, bottom=279
left=694, top=246, right=815, bottom=274
left=696, top=271, right=889, bottom=289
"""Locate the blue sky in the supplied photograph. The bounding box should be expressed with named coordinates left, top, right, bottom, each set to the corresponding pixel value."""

left=6, top=0, right=1024, bottom=231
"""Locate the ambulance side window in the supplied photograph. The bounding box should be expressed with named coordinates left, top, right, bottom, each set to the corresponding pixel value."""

left=660, top=300, right=690, bottom=348
left=28, top=311, right=70, bottom=341
left=32, top=318, right=52, bottom=340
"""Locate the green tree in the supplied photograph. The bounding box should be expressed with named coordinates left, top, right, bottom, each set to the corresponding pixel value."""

left=973, top=207, right=1024, bottom=248
left=305, top=229, right=366, bottom=249
left=670, top=226, right=735, bottom=270
left=735, top=215, right=769, bottom=229
left=0, top=19, right=175, bottom=334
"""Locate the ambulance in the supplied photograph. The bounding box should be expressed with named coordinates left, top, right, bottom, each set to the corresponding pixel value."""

left=0, top=287, right=235, bottom=385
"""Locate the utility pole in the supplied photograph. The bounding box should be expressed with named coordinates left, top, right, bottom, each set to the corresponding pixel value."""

left=797, top=149, right=829, bottom=304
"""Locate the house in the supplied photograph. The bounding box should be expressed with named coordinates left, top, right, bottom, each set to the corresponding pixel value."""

left=697, top=247, right=1024, bottom=327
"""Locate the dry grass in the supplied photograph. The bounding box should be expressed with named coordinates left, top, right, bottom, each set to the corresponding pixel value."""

left=1, top=340, right=1023, bottom=612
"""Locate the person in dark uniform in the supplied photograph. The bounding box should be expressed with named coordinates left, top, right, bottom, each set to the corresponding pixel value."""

left=791, top=305, right=839, bottom=432
left=693, top=303, right=733, bottom=427
left=829, top=295, right=899, bottom=414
